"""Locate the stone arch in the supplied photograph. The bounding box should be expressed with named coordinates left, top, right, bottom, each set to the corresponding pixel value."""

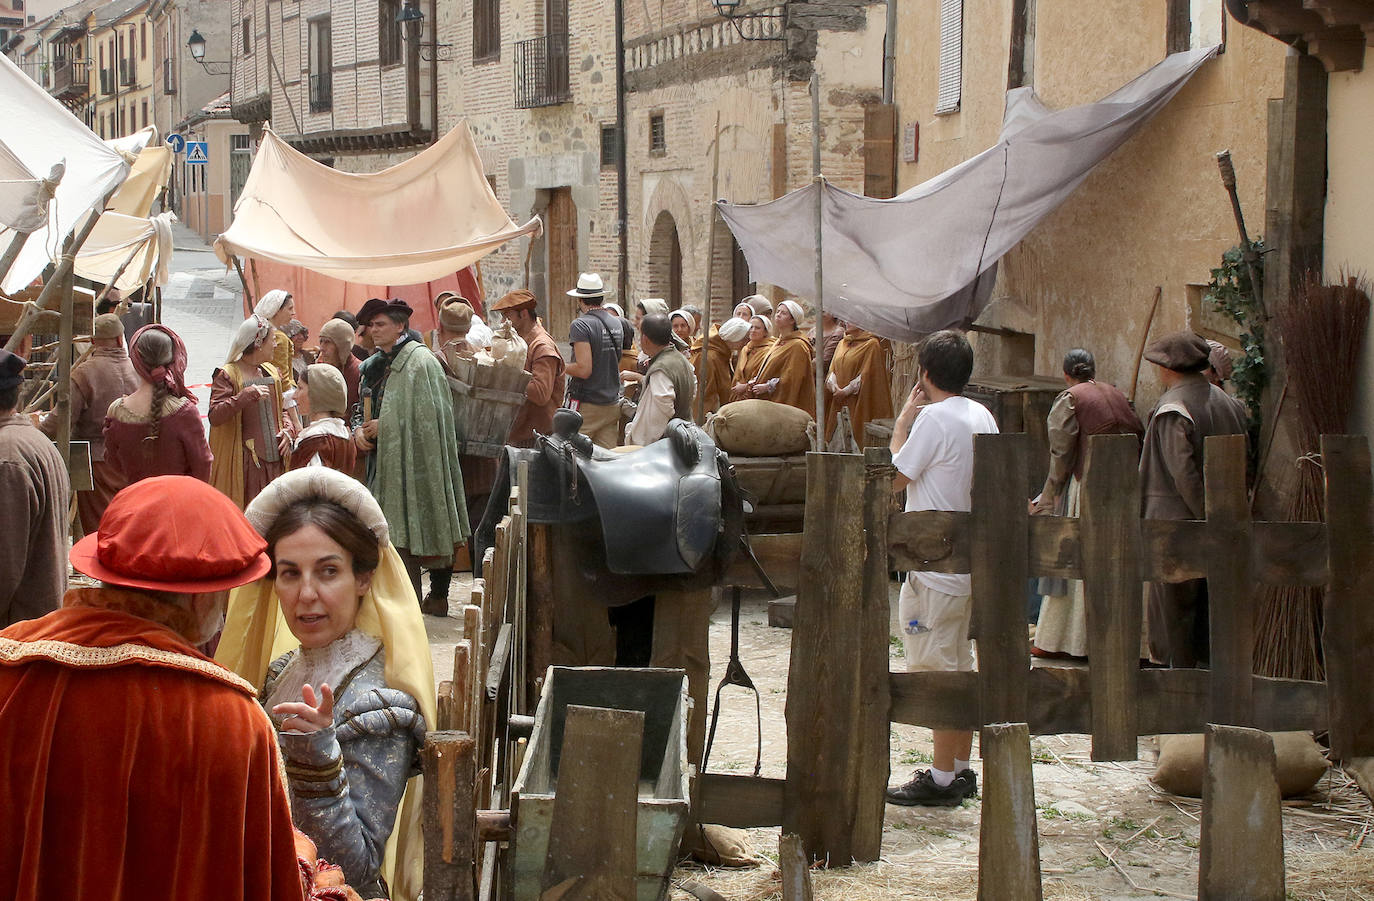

left=648, top=210, right=684, bottom=311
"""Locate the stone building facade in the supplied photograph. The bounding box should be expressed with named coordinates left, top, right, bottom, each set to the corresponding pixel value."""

left=434, top=0, right=620, bottom=339
left=623, top=0, right=889, bottom=324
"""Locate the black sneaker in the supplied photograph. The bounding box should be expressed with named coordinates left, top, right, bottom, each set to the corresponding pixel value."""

left=957, top=768, right=978, bottom=799
left=885, top=769, right=968, bottom=807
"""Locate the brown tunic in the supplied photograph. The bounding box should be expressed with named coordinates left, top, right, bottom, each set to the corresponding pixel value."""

left=0, top=414, right=69, bottom=627
left=103, top=397, right=213, bottom=484
left=290, top=425, right=358, bottom=473
left=756, top=331, right=816, bottom=417
left=507, top=323, right=567, bottom=447
left=208, top=363, right=288, bottom=508
left=825, top=331, right=893, bottom=443
left=689, top=330, right=735, bottom=415
left=1140, top=372, right=1248, bottom=667
left=1039, top=380, right=1143, bottom=503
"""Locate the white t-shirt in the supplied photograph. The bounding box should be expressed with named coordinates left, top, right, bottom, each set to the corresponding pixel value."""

left=892, top=394, right=998, bottom=596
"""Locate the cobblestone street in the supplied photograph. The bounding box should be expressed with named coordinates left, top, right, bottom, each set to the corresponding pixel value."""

left=158, top=221, right=241, bottom=420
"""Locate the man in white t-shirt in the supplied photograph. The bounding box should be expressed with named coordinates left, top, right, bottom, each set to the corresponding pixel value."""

left=886, top=329, right=998, bottom=807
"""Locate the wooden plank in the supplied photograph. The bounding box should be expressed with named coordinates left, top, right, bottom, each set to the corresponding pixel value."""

left=485, top=623, right=513, bottom=701
left=973, top=434, right=1030, bottom=725
left=1079, top=434, right=1142, bottom=761
left=528, top=524, right=556, bottom=715
left=784, top=452, right=878, bottom=864
left=977, top=722, right=1043, bottom=901
left=541, top=705, right=643, bottom=901
left=1252, top=520, right=1328, bottom=586
left=422, top=731, right=477, bottom=901
left=855, top=447, right=893, bottom=860
left=887, top=510, right=970, bottom=574
left=888, top=668, right=1328, bottom=737
left=438, top=680, right=455, bottom=732
left=1204, top=435, right=1255, bottom=726
left=722, top=531, right=803, bottom=589
left=694, top=773, right=786, bottom=828
left=779, top=833, right=815, bottom=901
left=1198, top=725, right=1285, bottom=901
left=767, top=595, right=796, bottom=629
left=1321, top=435, right=1374, bottom=760
left=452, top=641, right=474, bottom=735
left=1028, top=516, right=1080, bottom=581
left=1141, top=519, right=1209, bottom=582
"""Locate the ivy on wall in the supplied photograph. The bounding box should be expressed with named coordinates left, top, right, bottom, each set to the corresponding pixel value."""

left=1205, top=240, right=1268, bottom=436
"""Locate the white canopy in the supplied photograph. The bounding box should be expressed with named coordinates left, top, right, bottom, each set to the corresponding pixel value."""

left=73, top=211, right=175, bottom=292
left=717, top=45, right=1220, bottom=341
left=215, top=121, right=541, bottom=285
left=0, top=53, right=139, bottom=294
left=0, top=139, right=56, bottom=234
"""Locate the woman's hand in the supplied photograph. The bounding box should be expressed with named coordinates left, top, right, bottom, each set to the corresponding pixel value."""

left=241, top=384, right=270, bottom=403
left=277, top=429, right=293, bottom=457
left=272, top=682, right=335, bottom=733
left=729, top=383, right=750, bottom=402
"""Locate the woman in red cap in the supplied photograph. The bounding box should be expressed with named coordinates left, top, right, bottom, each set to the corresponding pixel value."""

left=0, top=476, right=303, bottom=900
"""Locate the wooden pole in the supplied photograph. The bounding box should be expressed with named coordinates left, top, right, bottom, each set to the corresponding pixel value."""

left=1127, top=286, right=1162, bottom=403
left=779, top=834, right=815, bottom=901
left=1198, top=725, right=1284, bottom=900
left=698, top=111, right=722, bottom=424
left=977, top=722, right=1043, bottom=901
left=972, top=433, right=1030, bottom=726
left=421, top=731, right=478, bottom=901
left=0, top=229, right=31, bottom=289
left=92, top=242, right=145, bottom=308
left=1203, top=434, right=1255, bottom=726
left=810, top=73, right=827, bottom=442
left=231, top=255, right=255, bottom=310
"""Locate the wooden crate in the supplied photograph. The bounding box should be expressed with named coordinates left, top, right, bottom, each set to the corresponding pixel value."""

left=963, top=374, right=1066, bottom=496
left=447, top=356, right=532, bottom=457
left=510, top=666, right=690, bottom=901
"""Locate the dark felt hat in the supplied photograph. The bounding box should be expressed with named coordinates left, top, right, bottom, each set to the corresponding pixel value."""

left=356, top=297, right=414, bottom=325
left=1144, top=330, right=1212, bottom=373
left=0, top=349, right=25, bottom=390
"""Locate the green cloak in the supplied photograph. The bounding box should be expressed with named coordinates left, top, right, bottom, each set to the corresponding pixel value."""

left=369, top=340, right=470, bottom=559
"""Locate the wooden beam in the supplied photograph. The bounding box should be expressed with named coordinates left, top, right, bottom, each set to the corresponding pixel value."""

left=1079, top=434, right=1142, bottom=761
left=973, top=434, right=1030, bottom=725
left=977, top=723, right=1043, bottom=901
left=422, top=731, right=477, bottom=901
left=542, top=705, right=643, bottom=901
left=1198, top=725, right=1285, bottom=900
left=855, top=447, right=894, bottom=856
left=1321, top=435, right=1374, bottom=760
left=784, top=452, right=883, bottom=864
left=1205, top=435, right=1256, bottom=726
left=779, top=834, right=815, bottom=901
left=694, top=773, right=785, bottom=828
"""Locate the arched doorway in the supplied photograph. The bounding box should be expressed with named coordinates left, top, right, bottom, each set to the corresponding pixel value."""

left=648, top=210, right=683, bottom=310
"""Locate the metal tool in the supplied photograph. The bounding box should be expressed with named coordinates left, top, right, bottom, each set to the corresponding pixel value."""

left=701, top=585, right=763, bottom=777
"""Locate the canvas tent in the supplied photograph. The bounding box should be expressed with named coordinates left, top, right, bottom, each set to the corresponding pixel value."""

left=0, top=53, right=138, bottom=294
left=717, top=45, right=1220, bottom=342
left=215, top=121, right=540, bottom=301
left=0, top=141, right=58, bottom=235
left=72, top=135, right=175, bottom=293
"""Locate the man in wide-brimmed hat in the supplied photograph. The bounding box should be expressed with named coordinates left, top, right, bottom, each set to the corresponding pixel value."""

left=0, top=349, right=69, bottom=628
left=562, top=272, right=630, bottom=448
left=38, top=313, right=139, bottom=534
left=1140, top=329, right=1248, bottom=667
left=491, top=289, right=566, bottom=447
left=0, top=476, right=303, bottom=898
left=354, top=298, right=470, bottom=614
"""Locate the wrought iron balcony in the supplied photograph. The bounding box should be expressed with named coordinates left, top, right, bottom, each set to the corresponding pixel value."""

left=52, top=60, right=89, bottom=98
left=513, top=33, right=571, bottom=109
left=309, top=72, right=332, bottom=112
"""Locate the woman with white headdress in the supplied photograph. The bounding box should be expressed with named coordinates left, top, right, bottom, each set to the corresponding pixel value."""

left=217, top=467, right=435, bottom=901
left=749, top=299, right=816, bottom=416
left=209, top=315, right=293, bottom=508
left=730, top=313, right=776, bottom=402
left=254, top=289, right=299, bottom=390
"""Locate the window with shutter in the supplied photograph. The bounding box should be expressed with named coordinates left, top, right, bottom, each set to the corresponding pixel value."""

left=935, top=0, right=963, bottom=115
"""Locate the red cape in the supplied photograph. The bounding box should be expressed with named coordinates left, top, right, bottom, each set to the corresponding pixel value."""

left=0, top=605, right=305, bottom=901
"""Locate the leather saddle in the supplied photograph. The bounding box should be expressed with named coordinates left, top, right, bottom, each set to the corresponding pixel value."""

left=477, top=409, right=744, bottom=581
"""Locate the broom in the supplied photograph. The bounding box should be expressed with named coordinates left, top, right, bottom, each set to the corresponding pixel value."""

left=1253, top=272, right=1370, bottom=679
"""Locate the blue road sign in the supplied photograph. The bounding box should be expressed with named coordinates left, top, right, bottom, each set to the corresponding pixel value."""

left=186, top=141, right=208, bottom=165
left=166, top=133, right=186, bottom=154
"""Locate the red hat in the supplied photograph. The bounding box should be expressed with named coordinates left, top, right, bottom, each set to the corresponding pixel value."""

left=70, top=476, right=273, bottom=593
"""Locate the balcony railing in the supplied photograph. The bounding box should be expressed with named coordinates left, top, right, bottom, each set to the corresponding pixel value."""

left=309, top=72, right=332, bottom=112
left=513, top=33, right=570, bottom=109
left=52, top=60, right=88, bottom=96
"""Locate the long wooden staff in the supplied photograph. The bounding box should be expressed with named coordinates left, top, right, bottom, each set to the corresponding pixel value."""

left=1128, top=286, right=1162, bottom=403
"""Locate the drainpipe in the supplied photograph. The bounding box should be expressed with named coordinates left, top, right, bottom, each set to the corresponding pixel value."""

left=882, top=0, right=895, bottom=104
left=615, top=0, right=628, bottom=302
left=404, top=1, right=422, bottom=138
left=429, top=0, right=438, bottom=142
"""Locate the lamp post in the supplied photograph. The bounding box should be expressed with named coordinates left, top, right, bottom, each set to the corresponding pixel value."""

left=186, top=29, right=230, bottom=75
left=709, top=0, right=785, bottom=41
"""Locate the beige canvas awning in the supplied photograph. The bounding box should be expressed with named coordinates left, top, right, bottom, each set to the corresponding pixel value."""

left=73, top=211, right=174, bottom=291
left=215, top=121, right=541, bottom=285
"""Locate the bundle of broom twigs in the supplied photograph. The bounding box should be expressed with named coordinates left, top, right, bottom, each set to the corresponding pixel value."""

left=1254, top=272, right=1371, bottom=679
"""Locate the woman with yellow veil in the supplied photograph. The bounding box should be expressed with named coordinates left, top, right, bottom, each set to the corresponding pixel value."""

left=217, top=467, right=436, bottom=901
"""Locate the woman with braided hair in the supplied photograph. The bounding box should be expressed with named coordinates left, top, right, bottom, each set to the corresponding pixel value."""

left=103, top=324, right=212, bottom=484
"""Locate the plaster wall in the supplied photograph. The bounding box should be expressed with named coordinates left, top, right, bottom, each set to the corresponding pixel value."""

left=1325, top=66, right=1374, bottom=437
left=892, top=0, right=1285, bottom=413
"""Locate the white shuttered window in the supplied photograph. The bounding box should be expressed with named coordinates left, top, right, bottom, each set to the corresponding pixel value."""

left=935, top=0, right=964, bottom=114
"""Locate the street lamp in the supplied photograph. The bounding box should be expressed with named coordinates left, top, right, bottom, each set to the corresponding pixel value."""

left=394, top=1, right=452, bottom=61
left=709, top=0, right=785, bottom=41
left=186, top=29, right=230, bottom=74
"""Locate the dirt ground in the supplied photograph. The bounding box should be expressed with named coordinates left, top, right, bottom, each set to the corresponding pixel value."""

left=428, top=580, right=1374, bottom=901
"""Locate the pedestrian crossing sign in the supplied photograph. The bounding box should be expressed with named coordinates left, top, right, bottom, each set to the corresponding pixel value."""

left=186, top=141, right=209, bottom=165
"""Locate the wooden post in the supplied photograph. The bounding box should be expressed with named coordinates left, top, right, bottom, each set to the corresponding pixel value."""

left=528, top=523, right=556, bottom=715
left=697, top=112, right=721, bottom=425
left=422, top=731, right=478, bottom=901
left=784, top=452, right=886, bottom=864
left=541, top=705, right=643, bottom=901
left=810, top=72, right=827, bottom=441
left=52, top=252, right=75, bottom=473
left=91, top=242, right=143, bottom=308
left=0, top=228, right=30, bottom=288
left=1203, top=435, right=1254, bottom=726
left=972, top=434, right=1030, bottom=725
left=1198, top=724, right=1284, bottom=900
left=3, top=195, right=110, bottom=354
left=857, top=447, right=893, bottom=847
left=779, top=833, right=815, bottom=901
left=1320, top=435, right=1374, bottom=760
left=231, top=255, right=255, bottom=310
left=977, top=722, right=1043, bottom=901
left=451, top=641, right=474, bottom=735
left=1079, top=434, right=1142, bottom=760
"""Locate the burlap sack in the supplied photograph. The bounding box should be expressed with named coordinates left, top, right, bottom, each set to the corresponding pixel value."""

left=708, top=399, right=813, bottom=456
left=679, top=823, right=758, bottom=867
left=1152, top=731, right=1329, bottom=798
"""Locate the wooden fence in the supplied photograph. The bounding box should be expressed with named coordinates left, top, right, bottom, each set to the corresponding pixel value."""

left=697, top=433, right=1374, bottom=897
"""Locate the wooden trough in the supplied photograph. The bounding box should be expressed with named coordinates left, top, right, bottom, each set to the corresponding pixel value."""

left=446, top=354, right=532, bottom=458
left=510, top=666, right=690, bottom=901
